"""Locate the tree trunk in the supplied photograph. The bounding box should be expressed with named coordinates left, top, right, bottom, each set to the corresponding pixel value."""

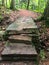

left=2, top=0, right=5, bottom=6
left=35, top=0, right=49, bottom=22
left=43, top=0, right=49, bottom=20
left=27, top=0, right=30, bottom=10
left=10, top=0, right=16, bottom=10
left=43, top=0, right=49, bottom=27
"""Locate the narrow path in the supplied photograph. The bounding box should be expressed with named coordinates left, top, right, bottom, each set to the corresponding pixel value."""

left=10, top=9, right=41, bottom=21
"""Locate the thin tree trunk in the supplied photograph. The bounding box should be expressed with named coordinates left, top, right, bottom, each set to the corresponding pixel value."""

left=2, top=0, right=5, bottom=6
left=10, top=0, right=16, bottom=10
left=43, top=0, right=49, bottom=20
left=43, top=0, right=49, bottom=27
left=35, top=0, right=49, bottom=22
left=27, top=0, right=30, bottom=10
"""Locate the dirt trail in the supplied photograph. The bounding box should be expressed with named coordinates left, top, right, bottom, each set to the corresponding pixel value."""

left=10, top=9, right=41, bottom=21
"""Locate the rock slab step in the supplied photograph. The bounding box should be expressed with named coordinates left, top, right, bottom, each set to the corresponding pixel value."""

left=1, top=43, right=38, bottom=61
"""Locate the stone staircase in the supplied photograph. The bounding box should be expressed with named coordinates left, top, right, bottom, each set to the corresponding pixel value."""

left=1, top=30, right=38, bottom=61
left=1, top=17, right=39, bottom=65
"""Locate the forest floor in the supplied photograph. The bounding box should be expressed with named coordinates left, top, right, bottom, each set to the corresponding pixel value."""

left=0, top=9, right=49, bottom=65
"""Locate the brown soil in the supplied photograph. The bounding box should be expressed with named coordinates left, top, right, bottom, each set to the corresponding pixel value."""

left=9, top=9, right=41, bottom=22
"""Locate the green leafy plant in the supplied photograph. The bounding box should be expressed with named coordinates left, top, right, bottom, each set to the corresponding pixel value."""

left=3, top=31, right=8, bottom=40
left=45, top=19, right=49, bottom=28
left=39, top=50, right=46, bottom=60
left=0, top=15, right=3, bottom=22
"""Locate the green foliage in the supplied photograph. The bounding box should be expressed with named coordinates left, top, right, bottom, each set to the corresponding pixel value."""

left=45, top=19, right=49, bottom=28
left=0, top=15, right=3, bottom=22
left=39, top=50, right=46, bottom=60
left=0, top=0, right=47, bottom=13
left=3, top=31, right=9, bottom=40
left=0, top=6, right=4, bottom=22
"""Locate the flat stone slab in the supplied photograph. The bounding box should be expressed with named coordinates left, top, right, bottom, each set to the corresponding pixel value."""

left=0, top=61, right=36, bottom=65
left=6, top=17, right=37, bottom=31
left=7, top=30, right=36, bottom=34
left=8, top=35, right=32, bottom=43
left=2, top=43, right=37, bottom=55
left=1, top=43, right=37, bottom=61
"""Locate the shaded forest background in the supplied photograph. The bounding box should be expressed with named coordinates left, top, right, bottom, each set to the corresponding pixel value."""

left=0, top=0, right=47, bottom=13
